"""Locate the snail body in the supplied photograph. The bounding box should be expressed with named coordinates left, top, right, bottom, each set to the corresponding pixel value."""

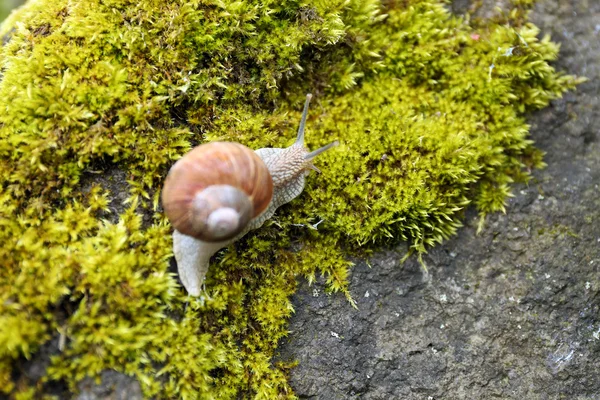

left=162, top=94, right=337, bottom=296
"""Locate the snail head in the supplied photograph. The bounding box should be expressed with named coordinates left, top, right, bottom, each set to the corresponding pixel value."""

left=265, top=94, right=339, bottom=186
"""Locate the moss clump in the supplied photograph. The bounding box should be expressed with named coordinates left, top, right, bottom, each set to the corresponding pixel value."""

left=0, top=0, right=582, bottom=398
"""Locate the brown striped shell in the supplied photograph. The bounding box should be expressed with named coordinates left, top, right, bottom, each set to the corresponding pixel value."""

left=161, top=142, right=274, bottom=242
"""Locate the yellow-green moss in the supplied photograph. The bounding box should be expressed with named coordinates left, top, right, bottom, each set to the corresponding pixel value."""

left=0, top=0, right=583, bottom=398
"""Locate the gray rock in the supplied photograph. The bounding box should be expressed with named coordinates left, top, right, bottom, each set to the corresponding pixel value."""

left=75, top=370, right=142, bottom=400
left=277, top=1, right=600, bottom=398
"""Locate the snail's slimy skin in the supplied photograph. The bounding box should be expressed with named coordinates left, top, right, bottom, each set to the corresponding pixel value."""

left=171, top=94, right=338, bottom=296
left=173, top=231, right=219, bottom=297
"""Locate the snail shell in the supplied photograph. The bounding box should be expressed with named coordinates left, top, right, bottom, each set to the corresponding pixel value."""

left=161, top=142, right=274, bottom=242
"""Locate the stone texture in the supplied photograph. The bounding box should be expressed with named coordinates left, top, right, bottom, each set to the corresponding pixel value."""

left=75, top=371, right=142, bottom=400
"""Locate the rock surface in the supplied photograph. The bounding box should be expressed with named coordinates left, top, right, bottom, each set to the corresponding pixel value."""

left=75, top=371, right=142, bottom=400
left=277, top=1, right=600, bottom=398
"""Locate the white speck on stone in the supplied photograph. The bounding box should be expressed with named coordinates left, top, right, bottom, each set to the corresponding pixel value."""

left=545, top=274, right=551, bottom=279
left=593, top=327, right=600, bottom=340
left=364, top=290, right=370, bottom=298
left=331, top=331, right=340, bottom=339
left=394, top=312, right=400, bottom=317
left=313, top=288, right=320, bottom=297
left=449, top=252, right=457, bottom=258
left=440, top=324, right=445, bottom=329
left=439, top=294, right=447, bottom=303
left=520, top=189, right=527, bottom=195
left=565, top=350, right=574, bottom=362
left=585, top=282, right=591, bottom=290
left=509, top=296, right=515, bottom=302
left=431, top=347, right=438, bottom=353
left=513, top=227, right=519, bottom=231
left=549, top=345, right=576, bottom=373
left=538, top=194, right=545, bottom=200
left=518, top=325, right=522, bottom=329
left=367, top=374, right=371, bottom=379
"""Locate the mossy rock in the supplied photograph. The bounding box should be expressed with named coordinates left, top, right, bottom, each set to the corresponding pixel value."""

left=0, top=0, right=583, bottom=398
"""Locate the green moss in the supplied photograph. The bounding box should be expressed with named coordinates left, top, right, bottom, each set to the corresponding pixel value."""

left=0, top=0, right=583, bottom=397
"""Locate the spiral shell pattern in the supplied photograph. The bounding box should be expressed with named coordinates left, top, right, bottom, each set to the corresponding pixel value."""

left=162, top=142, right=274, bottom=242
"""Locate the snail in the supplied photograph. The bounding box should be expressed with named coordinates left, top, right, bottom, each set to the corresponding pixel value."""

left=161, top=94, right=338, bottom=296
